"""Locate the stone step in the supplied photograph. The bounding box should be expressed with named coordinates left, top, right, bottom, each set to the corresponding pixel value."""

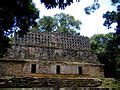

left=0, top=77, right=102, bottom=87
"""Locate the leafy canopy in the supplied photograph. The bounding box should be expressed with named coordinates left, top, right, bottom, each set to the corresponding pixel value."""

left=37, top=13, right=82, bottom=34
left=0, top=0, right=39, bottom=57
left=90, top=33, right=120, bottom=78
left=40, top=0, right=80, bottom=9
left=90, top=33, right=114, bottom=54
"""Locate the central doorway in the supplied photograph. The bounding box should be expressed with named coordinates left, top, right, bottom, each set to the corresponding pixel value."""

left=78, top=66, right=82, bottom=75
left=56, top=65, right=60, bottom=74
left=31, top=64, right=36, bottom=73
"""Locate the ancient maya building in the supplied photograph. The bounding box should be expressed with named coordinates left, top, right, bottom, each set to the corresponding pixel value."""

left=0, top=31, right=104, bottom=78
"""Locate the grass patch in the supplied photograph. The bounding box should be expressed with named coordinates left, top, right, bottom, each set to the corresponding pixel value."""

left=100, top=78, right=120, bottom=88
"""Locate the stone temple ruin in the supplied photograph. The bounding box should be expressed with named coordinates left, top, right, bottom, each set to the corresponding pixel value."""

left=0, top=31, right=104, bottom=78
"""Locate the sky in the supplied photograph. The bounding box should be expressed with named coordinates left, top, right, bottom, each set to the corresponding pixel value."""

left=33, top=0, right=117, bottom=37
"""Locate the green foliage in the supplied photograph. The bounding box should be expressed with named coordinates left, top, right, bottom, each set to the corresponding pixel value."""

left=37, top=13, right=82, bottom=34
left=103, top=11, right=118, bottom=29
left=40, top=0, right=100, bottom=14
left=100, top=78, right=120, bottom=88
left=0, top=0, right=39, bottom=57
left=103, top=5, right=120, bottom=35
left=103, top=3, right=120, bottom=78
left=39, top=16, right=57, bottom=32
left=40, top=0, right=80, bottom=9
left=84, top=3, right=100, bottom=15
left=90, top=33, right=114, bottom=54
left=1, top=0, right=39, bottom=36
left=90, top=33, right=120, bottom=78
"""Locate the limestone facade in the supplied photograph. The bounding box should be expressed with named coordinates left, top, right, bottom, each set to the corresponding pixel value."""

left=0, top=32, right=104, bottom=77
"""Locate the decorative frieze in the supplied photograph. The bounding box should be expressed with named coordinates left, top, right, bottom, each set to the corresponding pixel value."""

left=6, top=32, right=99, bottom=63
left=12, top=32, right=91, bottom=50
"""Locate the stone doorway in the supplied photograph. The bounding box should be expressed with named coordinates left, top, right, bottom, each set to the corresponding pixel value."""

left=56, top=65, right=60, bottom=74
left=31, top=64, right=36, bottom=73
left=78, top=66, right=82, bottom=75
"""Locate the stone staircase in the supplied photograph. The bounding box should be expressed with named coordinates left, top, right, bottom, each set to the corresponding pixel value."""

left=0, top=77, right=102, bottom=87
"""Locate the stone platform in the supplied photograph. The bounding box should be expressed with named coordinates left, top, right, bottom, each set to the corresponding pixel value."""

left=0, top=75, right=102, bottom=88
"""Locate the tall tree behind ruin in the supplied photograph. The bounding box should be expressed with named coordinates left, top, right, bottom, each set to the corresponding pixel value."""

left=37, top=13, right=82, bottom=35
left=90, top=33, right=120, bottom=78
left=0, top=0, right=117, bottom=57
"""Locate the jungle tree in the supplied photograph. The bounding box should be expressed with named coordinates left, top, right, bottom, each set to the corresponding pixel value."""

left=0, top=0, right=116, bottom=57
left=37, top=13, right=81, bottom=34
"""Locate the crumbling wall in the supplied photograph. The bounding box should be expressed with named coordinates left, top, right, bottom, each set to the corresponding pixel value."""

left=0, top=59, right=33, bottom=76
left=5, top=46, right=99, bottom=64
